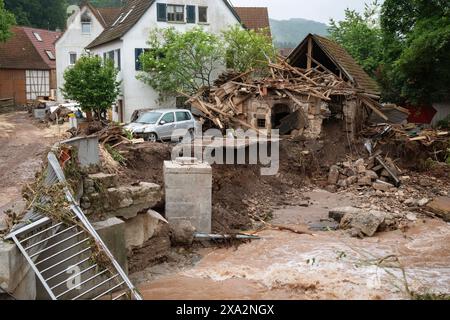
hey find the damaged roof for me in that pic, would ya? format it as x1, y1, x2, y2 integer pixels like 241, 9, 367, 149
87, 0, 242, 49
0, 26, 61, 70
234, 7, 271, 35
288, 34, 380, 95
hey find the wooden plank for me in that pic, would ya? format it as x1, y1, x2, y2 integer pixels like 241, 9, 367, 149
307, 37, 313, 70
359, 96, 389, 121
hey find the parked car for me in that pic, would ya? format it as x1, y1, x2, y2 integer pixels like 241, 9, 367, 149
124, 109, 196, 142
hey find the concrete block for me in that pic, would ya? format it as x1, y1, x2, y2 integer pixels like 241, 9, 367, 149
0, 241, 30, 294
123, 210, 167, 250
93, 217, 128, 274
164, 160, 212, 233
59, 136, 99, 167
11, 267, 36, 300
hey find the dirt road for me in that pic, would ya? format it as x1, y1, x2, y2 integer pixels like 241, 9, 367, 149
137, 190, 450, 300
0, 111, 68, 215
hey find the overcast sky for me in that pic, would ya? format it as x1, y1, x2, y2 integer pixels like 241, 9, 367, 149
230, 0, 378, 24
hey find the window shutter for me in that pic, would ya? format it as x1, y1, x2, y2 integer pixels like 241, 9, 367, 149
157, 3, 167, 22
135, 48, 143, 70
186, 5, 196, 23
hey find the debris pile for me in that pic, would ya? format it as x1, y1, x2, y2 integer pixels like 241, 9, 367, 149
327, 154, 402, 193
187, 59, 384, 131
362, 124, 449, 147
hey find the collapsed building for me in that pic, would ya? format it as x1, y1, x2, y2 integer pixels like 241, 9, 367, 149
188, 34, 387, 140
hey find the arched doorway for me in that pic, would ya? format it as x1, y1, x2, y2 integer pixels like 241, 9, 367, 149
271, 103, 291, 128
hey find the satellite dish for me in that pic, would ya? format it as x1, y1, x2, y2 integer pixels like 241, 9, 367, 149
67, 5, 80, 16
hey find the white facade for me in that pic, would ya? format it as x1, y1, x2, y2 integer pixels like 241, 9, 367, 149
90, 0, 241, 122
55, 5, 105, 102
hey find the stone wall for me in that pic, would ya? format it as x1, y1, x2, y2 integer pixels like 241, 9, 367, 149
242, 95, 367, 140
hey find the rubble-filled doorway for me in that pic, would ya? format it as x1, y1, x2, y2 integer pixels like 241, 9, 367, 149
271, 104, 291, 129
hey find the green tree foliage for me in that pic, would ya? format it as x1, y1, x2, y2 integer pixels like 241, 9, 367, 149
0, 0, 15, 42
381, 0, 450, 104
62, 56, 121, 120
328, 1, 383, 77
222, 25, 276, 73
139, 27, 225, 99
4, 0, 68, 30
139, 26, 276, 99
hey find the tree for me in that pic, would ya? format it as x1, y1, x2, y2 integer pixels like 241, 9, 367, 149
328, 1, 383, 77
4, 0, 67, 31
222, 25, 276, 73
380, 0, 450, 104
0, 0, 15, 42
139, 27, 225, 99
62, 56, 121, 120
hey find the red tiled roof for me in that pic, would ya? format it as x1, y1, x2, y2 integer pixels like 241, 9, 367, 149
0, 27, 61, 70
234, 7, 271, 35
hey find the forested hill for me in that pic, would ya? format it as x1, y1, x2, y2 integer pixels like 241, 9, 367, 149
270, 18, 329, 48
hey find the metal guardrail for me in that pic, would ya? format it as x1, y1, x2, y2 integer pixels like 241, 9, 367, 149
6, 152, 142, 300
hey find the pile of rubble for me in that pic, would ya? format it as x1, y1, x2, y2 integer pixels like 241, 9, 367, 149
187, 58, 384, 131
327, 153, 402, 193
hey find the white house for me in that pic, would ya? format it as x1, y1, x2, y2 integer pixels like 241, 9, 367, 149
55, 2, 121, 102
81, 0, 243, 122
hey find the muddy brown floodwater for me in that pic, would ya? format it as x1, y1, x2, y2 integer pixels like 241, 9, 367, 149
138, 190, 450, 300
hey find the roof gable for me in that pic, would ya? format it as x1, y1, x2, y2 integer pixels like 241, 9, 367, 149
0, 27, 61, 70
87, 0, 242, 49
288, 34, 380, 95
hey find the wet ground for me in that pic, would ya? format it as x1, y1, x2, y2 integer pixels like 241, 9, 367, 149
137, 190, 450, 300
0, 111, 68, 215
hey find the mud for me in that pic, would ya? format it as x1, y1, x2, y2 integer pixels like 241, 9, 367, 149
0, 111, 70, 215
137, 190, 450, 300
119, 139, 327, 233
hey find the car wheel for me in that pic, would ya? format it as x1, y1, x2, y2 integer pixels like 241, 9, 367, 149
145, 133, 158, 142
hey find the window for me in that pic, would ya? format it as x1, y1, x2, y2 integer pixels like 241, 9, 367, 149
137, 112, 163, 124
33, 32, 42, 42
108, 50, 115, 62
257, 118, 267, 128
81, 12, 92, 34
69, 53, 77, 65
81, 22, 91, 34
135, 48, 150, 71
167, 5, 185, 22
176, 111, 192, 122
45, 50, 55, 60
135, 48, 144, 70
116, 49, 121, 71
161, 112, 175, 123
198, 6, 208, 23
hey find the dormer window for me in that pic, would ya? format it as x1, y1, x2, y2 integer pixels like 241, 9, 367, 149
81, 12, 92, 34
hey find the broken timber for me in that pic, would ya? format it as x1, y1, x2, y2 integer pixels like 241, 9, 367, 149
186, 57, 387, 132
